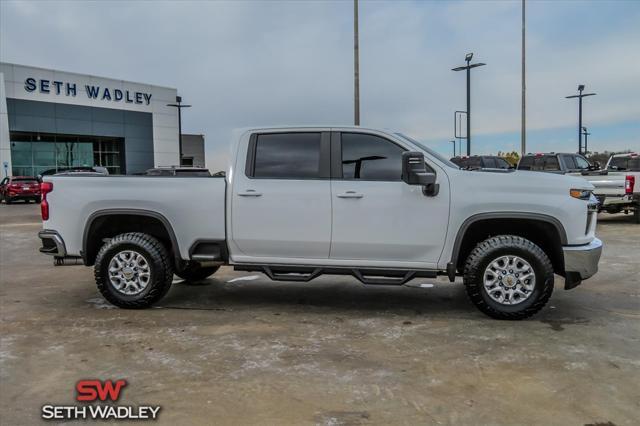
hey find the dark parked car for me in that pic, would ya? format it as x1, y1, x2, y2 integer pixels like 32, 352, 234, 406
450, 155, 512, 170
516, 152, 600, 175
142, 166, 211, 176
0, 176, 41, 204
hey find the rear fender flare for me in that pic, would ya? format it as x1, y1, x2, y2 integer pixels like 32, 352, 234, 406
82, 209, 182, 265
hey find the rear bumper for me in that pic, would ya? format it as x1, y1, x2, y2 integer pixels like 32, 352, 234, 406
562, 238, 603, 289
7, 193, 40, 199
38, 230, 67, 257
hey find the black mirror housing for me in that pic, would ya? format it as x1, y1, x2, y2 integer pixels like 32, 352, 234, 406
401, 151, 439, 196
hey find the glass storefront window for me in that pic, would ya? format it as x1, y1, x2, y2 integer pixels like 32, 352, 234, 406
10, 132, 124, 176
33, 143, 55, 166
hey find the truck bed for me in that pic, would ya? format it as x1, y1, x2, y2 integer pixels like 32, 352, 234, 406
582, 173, 626, 197
42, 175, 226, 259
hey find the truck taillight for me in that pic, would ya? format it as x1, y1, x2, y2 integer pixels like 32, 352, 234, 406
40, 182, 53, 220
625, 175, 635, 195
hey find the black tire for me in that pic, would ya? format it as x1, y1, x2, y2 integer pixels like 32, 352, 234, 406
463, 235, 554, 320
94, 232, 174, 308
175, 263, 220, 281
35, 196, 41, 204
633, 206, 640, 224
5, 197, 12, 204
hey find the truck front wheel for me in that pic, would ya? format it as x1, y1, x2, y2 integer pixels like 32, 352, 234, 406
94, 232, 174, 308
175, 263, 220, 281
463, 235, 554, 320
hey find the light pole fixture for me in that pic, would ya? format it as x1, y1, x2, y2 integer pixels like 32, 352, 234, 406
521, 0, 526, 156
167, 96, 192, 165
353, 0, 360, 126
582, 126, 591, 155
565, 85, 595, 155
452, 53, 486, 156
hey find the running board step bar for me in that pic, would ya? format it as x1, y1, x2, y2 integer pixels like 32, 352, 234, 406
233, 264, 437, 285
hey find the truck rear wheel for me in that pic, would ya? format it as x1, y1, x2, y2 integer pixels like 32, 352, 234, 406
463, 235, 554, 320
175, 263, 220, 281
94, 232, 174, 308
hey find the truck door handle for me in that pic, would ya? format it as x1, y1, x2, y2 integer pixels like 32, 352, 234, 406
337, 191, 363, 199
238, 189, 262, 197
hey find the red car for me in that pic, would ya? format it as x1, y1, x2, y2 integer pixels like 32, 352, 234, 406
0, 176, 41, 204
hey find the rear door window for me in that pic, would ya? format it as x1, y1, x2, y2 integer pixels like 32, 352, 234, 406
252, 132, 322, 179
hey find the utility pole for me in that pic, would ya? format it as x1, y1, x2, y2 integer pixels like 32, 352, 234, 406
354, 0, 360, 126
167, 96, 192, 165
521, 0, 526, 155
565, 85, 596, 155
452, 53, 486, 156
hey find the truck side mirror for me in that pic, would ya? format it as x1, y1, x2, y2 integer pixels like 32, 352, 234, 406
401, 151, 439, 196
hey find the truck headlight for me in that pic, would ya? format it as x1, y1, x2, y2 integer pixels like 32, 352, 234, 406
570, 189, 592, 200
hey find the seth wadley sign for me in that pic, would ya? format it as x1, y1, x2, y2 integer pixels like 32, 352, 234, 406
24, 77, 152, 105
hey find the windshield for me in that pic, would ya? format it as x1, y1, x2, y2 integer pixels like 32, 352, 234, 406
394, 133, 459, 169
609, 156, 640, 171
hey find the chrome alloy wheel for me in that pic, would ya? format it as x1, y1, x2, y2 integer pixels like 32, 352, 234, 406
108, 250, 151, 295
483, 255, 535, 305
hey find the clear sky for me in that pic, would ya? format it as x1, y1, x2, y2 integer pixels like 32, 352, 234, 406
1, 0, 638, 171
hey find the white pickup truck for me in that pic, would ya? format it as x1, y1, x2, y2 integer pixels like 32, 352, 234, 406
38, 126, 603, 320
586, 153, 640, 223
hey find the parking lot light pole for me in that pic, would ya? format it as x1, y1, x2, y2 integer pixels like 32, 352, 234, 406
353, 0, 360, 126
452, 53, 486, 156
167, 96, 191, 165
565, 85, 595, 155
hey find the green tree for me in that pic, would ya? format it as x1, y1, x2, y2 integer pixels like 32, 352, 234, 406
497, 151, 520, 166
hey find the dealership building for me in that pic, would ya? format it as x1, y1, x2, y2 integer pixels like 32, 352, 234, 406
0, 62, 202, 177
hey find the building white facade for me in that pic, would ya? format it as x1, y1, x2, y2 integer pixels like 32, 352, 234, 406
0, 62, 180, 176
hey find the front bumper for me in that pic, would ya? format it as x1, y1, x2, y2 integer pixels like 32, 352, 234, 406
38, 230, 67, 257
562, 238, 603, 289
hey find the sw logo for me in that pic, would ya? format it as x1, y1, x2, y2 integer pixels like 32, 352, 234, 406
76, 379, 127, 402
41, 379, 161, 421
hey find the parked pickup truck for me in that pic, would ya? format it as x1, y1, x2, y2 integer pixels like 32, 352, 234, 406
516, 152, 597, 175
38, 127, 603, 320
518, 152, 639, 223
587, 153, 640, 223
